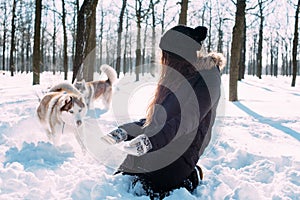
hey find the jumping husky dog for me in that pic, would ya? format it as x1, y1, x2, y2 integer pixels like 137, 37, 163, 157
50, 64, 117, 110
74, 64, 117, 109
37, 90, 87, 153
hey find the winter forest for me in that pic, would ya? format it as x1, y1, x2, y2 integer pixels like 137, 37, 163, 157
1, 0, 300, 96
1, 0, 300, 199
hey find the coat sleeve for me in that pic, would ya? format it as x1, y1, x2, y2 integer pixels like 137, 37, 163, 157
118, 119, 146, 141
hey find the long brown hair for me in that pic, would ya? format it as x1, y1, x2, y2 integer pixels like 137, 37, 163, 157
144, 51, 197, 126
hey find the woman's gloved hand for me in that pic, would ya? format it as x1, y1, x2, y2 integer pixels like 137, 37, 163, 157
122, 134, 152, 156
101, 128, 128, 144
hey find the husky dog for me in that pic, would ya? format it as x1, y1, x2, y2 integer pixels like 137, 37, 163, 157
74, 64, 117, 109
37, 91, 87, 153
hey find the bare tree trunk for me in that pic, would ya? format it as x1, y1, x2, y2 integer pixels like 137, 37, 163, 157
135, 20, 141, 81
161, 0, 167, 34
288, 38, 292, 76
2, 30, 7, 70
292, 0, 300, 87
225, 40, 230, 74
20, 0, 25, 73
26, 17, 31, 73
274, 45, 278, 77
116, 0, 127, 78
129, 25, 133, 74
238, 17, 246, 80
40, 25, 45, 72
256, 0, 264, 79
150, 0, 156, 63
178, 0, 188, 25
150, 0, 158, 77
106, 26, 110, 65
207, 0, 212, 52
99, 5, 104, 68
62, 0, 68, 80
265, 39, 270, 76
253, 34, 257, 76
217, 18, 223, 53
142, 16, 149, 69
135, 0, 142, 81
20, 34, 25, 73
9, 0, 17, 76
201, 4, 206, 26
52, 0, 57, 75
72, 0, 99, 83
2, 1, 8, 71
71, 0, 79, 67
229, 0, 246, 101
33, 0, 42, 85
282, 42, 288, 76
286, 42, 290, 76
123, 11, 129, 75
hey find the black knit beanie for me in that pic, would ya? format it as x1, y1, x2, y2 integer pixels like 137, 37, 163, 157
159, 25, 208, 62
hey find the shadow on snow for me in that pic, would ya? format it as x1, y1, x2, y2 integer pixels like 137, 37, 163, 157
234, 102, 300, 142
4, 141, 74, 171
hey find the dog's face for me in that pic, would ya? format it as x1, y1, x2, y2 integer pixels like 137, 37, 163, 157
60, 95, 87, 127
74, 80, 88, 95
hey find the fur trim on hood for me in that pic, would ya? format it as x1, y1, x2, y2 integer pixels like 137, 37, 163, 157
195, 52, 226, 71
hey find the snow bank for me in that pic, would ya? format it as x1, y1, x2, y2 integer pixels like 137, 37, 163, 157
0, 72, 300, 199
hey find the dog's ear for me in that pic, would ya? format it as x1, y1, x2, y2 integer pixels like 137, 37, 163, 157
61, 96, 73, 112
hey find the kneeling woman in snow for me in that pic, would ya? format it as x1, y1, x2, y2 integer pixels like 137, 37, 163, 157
103, 25, 225, 199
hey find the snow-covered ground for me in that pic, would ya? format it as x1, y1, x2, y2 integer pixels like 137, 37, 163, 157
0, 71, 300, 200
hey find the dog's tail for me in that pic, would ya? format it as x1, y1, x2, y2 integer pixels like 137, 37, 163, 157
100, 64, 118, 85
49, 82, 82, 96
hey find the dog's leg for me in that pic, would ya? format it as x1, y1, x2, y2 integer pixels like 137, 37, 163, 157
89, 101, 95, 110
51, 125, 62, 146
102, 95, 111, 110
53, 133, 61, 146
46, 130, 60, 146
46, 130, 53, 142
73, 125, 87, 154
86, 97, 94, 110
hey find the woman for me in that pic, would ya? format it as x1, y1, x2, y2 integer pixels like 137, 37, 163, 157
102, 25, 225, 199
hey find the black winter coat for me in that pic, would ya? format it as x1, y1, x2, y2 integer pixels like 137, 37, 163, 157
118, 53, 224, 192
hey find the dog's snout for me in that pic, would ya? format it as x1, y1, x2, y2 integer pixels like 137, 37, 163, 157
76, 120, 82, 126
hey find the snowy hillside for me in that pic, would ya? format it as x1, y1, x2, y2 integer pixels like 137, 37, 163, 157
0, 72, 299, 199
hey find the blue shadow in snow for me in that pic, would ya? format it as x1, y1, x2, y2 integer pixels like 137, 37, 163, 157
4, 141, 74, 171
87, 108, 108, 118
291, 92, 300, 97
242, 81, 300, 97
234, 102, 300, 142
241, 81, 274, 92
